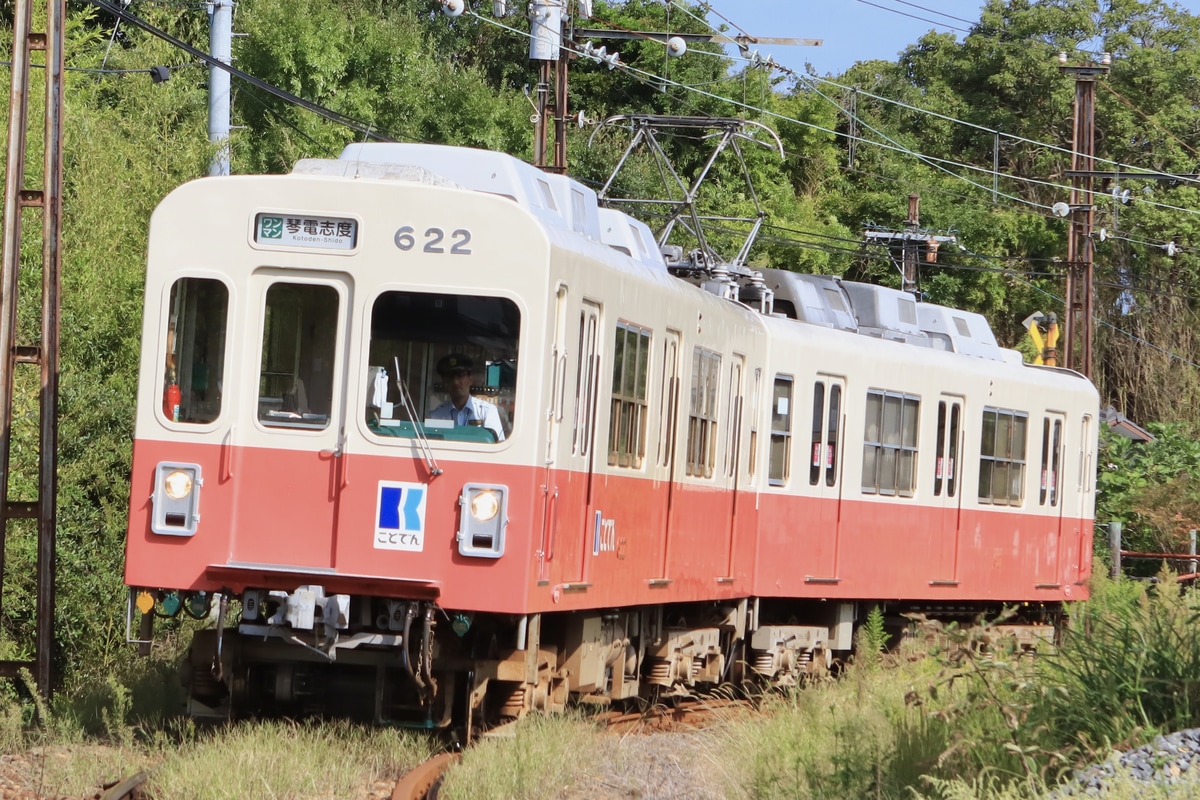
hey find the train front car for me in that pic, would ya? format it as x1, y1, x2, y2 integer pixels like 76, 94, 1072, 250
125, 145, 559, 724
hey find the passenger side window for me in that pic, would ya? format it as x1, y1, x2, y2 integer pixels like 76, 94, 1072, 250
609, 322, 651, 468
769, 376, 792, 486
861, 389, 920, 497
686, 348, 721, 478
979, 408, 1028, 506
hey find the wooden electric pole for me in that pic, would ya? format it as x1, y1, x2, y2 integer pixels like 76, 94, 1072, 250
1058, 54, 1109, 379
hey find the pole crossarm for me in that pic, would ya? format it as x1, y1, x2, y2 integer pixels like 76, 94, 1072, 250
572, 28, 820, 47
1065, 170, 1200, 181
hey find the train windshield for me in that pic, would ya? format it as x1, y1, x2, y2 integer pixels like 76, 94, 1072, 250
366, 291, 518, 444
257, 283, 340, 429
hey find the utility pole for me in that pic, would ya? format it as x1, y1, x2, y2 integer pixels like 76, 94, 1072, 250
903, 194, 921, 295
529, 0, 569, 172
207, 0, 233, 176
520, 0, 819, 172
1058, 53, 1109, 379
0, 0, 65, 697
863, 194, 956, 298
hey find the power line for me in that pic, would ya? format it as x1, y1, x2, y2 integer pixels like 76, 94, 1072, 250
86, 0, 396, 142
851, 0, 972, 34
689, 13, 1200, 200
869, 0, 979, 28
469, 5, 1199, 248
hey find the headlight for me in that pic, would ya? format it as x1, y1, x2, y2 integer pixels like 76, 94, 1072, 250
163, 470, 194, 500
458, 483, 507, 558
470, 490, 500, 522
151, 462, 202, 536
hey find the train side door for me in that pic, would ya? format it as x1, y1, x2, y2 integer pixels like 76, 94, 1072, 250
930, 394, 965, 584
1035, 411, 1067, 587
654, 330, 682, 581
1073, 413, 1095, 584
538, 284, 570, 584
720, 355, 746, 580
558, 300, 601, 586
806, 375, 845, 580
230, 271, 351, 570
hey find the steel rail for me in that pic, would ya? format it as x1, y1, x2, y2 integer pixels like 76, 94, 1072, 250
392, 752, 461, 800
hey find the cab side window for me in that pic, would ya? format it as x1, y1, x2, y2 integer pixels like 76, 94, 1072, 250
163, 277, 228, 424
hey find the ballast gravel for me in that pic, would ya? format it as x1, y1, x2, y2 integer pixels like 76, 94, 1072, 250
1054, 728, 1200, 796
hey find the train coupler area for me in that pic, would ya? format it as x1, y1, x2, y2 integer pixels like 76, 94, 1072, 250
170, 590, 453, 725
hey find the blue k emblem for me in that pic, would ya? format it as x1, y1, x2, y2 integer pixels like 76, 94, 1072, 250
375, 481, 427, 551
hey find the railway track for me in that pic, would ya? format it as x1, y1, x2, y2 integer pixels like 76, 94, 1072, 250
99, 771, 147, 800
391, 696, 753, 799
597, 696, 751, 733
391, 752, 460, 800
92, 696, 749, 800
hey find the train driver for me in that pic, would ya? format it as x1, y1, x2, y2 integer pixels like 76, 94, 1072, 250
429, 354, 506, 442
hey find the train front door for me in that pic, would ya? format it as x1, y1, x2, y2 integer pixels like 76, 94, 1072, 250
930, 394, 965, 584
229, 271, 351, 570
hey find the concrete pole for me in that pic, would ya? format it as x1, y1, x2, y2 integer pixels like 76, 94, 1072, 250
208, 0, 233, 176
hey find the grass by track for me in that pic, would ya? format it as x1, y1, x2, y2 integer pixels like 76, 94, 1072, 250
5, 572, 1200, 799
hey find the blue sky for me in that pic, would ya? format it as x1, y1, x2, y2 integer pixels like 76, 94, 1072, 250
705, 0, 1200, 77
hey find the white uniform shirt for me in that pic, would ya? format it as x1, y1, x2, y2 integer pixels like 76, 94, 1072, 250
429, 395, 506, 441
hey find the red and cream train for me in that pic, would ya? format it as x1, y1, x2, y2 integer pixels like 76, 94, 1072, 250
124, 142, 1099, 726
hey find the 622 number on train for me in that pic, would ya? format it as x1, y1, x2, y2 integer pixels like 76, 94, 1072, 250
394, 226, 472, 255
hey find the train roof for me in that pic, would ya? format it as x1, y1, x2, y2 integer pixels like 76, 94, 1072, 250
762, 268, 1020, 364
298, 143, 1032, 369
310, 143, 667, 275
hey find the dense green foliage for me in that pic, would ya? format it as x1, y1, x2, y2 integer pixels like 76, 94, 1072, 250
0, 0, 1197, 692
1097, 424, 1200, 559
